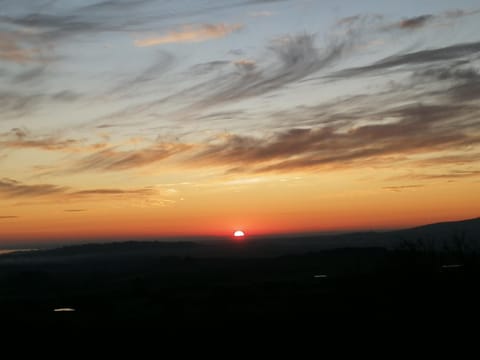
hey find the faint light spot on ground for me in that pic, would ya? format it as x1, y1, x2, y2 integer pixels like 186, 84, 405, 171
53, 308, 76, 312
441, 264, 463, 269
314, 274, 328, 278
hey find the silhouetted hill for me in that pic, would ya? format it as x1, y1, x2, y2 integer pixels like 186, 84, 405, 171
1, 217, 479, 264
0, 240, 210, 265
386, 217, 480, 250
46, 240, 202, 255
397, 217, 480, 237
240, 217, 480, 253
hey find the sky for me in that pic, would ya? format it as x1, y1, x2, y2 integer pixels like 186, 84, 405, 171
1, 0, 480, 244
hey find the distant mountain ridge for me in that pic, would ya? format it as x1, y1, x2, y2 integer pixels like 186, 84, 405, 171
1, 217, 479, 261
391, 217, 480, 246
406, 217, 480, 232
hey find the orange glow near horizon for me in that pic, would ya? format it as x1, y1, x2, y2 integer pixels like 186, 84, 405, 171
1, 171, 479, 244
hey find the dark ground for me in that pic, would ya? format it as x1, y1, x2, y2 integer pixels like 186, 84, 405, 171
1, 218, 479, 334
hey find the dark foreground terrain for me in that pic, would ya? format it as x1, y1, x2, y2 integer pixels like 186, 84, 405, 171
1, 218, 479, 333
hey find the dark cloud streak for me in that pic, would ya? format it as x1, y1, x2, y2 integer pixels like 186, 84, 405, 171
72, 188, 153, 196
331, 42, 480, 78
0, 177, 157, 200
0, 128, 89, 152
0, 91, 41, 119
12, 66, 47, 83
109, 51, 175, 96
0, 178, 67, 198
0, 90, 82, 119
396, 15, 434, 29
406, 170, 480, 180
190, 103, 480, 173
197, 34, 345, 105
383, 185, 424, 192
412, 65, 480, 103
74, 142, 192, 172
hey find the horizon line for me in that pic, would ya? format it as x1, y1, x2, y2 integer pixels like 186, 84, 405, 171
1, 215, 478, 250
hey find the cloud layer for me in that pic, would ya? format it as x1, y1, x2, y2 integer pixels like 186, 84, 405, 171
190, 103, 479, 173
1, 1, 479, 209
0, 177, 155, 200
0, 178, 67, 198
0, 32, 40, 63
134, 23, 243, 47
74, 142, 192, 172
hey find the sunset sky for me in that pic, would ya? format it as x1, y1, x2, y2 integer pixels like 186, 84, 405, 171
1, 0, 480, 244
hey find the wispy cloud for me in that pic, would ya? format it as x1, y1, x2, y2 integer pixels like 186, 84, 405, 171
189, 102, 480, 173
1, 13, 122, 39
444, 9, 480, 18
0, 91, 42, 119
51, 90, 81, 102
1, 128, 78, 151
0, 0, 165, 72
189, 60, 230, 76
0, 90, 81, 119
73, 142, 192, 172
109, 51, 175, 95
93, 23, 367, 126
413, 65, 480, 103
71, 188, 153, 196
233, 59, 256, 71
86, 22, 480, 175
12, 66, 47, 83
0, 215, 19, 219
330, 41, 480, 78
2, 2, 480, 184
382, 9, 479, 32
413, 66, 480, 82
184, 33, 347, 108
134, 23, 243, 47
0, 128, 105, 152
414, 153, 480, 166
0, 178, 157, 201
78, 0, 155, 13
79, 0, 286, 24
0, 178, 67, 198
0, 32, 41, 63
383, 185, 424, 192
394, 15, 434, 30
250, 11, 273, 17
401, 170, 480, 180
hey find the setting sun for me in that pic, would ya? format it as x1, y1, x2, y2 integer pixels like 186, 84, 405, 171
234, 230, 245, 238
